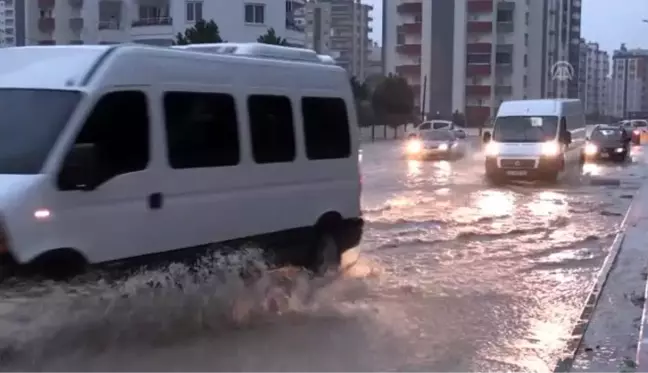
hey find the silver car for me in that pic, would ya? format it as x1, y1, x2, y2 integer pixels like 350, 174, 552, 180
405, 129, 467, 160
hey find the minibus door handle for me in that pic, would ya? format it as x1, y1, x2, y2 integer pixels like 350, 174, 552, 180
148, 193, 163, 209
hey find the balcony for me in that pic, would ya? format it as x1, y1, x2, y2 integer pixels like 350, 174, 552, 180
38, 17, 55, 33
497, 1, 515, 11
496, 22, 514, 33
132, 17, 172, 28
69, 40, 84, 44
466, 64, 491, 76
99, 19, 121, 30
466, 43, 491, 54
38, 0, 54, 8
467, 21, 492, 33
286, 18, 305, 32
467, 0, 493, 13
396, 44, 421, 55
396, 2, 422, 14
495, 86, 512, 95
399, 22, 422, 34
37, 40, 55, 45
69, 17, 84, 31
466, 85, 491, 96
69, 0, 83, 8
465, 106, 491, 127
395, 64, 421, 75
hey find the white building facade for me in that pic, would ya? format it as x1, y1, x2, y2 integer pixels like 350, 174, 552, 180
609, 45, 648, 119
382, 0, 581, 125
11, 0, 305, 47
577, 40, 609, 116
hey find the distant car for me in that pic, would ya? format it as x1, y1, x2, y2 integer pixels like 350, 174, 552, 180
617, 119, 648, 144
581, 124, 631, 163
405, 129, 467, 160
409, 120, 467, 139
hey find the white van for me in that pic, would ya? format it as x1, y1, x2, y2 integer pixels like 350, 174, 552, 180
482, 99, 586, 183
0, 43, 363, 276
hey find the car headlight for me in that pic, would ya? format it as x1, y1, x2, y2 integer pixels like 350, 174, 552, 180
541, 141, 560, 156
584, 143, 598, 155
406, 139, 422, 154
438, 143, 449, 151
484, 142, 499, 156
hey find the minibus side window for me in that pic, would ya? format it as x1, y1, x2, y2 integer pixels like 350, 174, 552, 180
247, 95, 296, 164
60, 91, 149, 188
163, 92, 239, 168
301, 97, 351, 160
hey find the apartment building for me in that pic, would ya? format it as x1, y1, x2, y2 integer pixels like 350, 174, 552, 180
383, 0, 581, 126
609, 45, 648, 119
302, 0, 332, 54
9, 0, 305, 47
577, 40, 609, 116
314, 0, 372, 79
0, 0, 18, 47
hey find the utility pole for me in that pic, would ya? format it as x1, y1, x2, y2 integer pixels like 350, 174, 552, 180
421, 75, 427, 122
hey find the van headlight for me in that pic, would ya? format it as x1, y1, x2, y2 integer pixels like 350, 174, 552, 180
485, 142, 499, 156
541, 141, 560, 156
438, 143, 449, 151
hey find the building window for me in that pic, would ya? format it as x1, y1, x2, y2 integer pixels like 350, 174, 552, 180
244, 4, 265, 24
524, 33, 528, 46
186, 1, 203, 22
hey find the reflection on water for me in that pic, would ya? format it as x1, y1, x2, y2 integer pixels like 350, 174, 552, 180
475, 190, 516, 217
582, 163, 601, 176
407, 160, 422, 178
528, 191, 568, 217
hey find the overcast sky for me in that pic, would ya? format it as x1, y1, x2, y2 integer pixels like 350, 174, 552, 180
365, 0, 648, 53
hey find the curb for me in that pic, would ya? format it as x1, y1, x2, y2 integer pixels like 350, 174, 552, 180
636, 232, 648, 368
553, 189, 638, 372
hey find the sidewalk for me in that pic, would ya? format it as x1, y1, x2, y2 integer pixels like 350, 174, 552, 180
556, 177, 648, 372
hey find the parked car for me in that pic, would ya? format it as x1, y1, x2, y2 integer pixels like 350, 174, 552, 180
617, 119, 648, 144
408, 120, 467, 139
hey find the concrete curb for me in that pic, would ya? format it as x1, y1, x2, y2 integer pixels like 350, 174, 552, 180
553, 189, 639, 372
636, 231, 648, 369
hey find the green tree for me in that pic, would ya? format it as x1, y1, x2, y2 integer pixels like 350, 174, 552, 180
257, 28, 288, 45
371, 73, 415, 127
175, 20, 223, 45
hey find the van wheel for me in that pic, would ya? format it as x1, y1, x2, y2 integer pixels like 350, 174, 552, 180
542, 171, 559, 184
29, 249, 87, 280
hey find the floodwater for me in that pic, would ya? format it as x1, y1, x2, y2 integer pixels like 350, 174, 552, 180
1, 141, 646, 372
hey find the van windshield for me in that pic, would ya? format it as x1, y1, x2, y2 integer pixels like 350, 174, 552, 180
0, 89, 80, 174
493, 116, 559, 142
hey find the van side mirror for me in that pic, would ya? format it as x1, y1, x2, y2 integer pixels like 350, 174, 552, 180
58, 144, 99, 191
482, 132, 491, 143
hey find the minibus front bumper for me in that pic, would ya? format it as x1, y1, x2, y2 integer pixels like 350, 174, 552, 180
485, 156, 562, 179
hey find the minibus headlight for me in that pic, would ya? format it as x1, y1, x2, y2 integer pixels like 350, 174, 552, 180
541, 141, 560, 156
438, 143, 449, 151
484, 142, 499, 156
406, 139, 423, 154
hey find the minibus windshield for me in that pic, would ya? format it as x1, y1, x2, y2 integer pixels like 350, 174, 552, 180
0, 89, 80, 174
492, 116, 558, 142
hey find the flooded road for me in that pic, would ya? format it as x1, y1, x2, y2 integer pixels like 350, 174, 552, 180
2, 140, 647, 372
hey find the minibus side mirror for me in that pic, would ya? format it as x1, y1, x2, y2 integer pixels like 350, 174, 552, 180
482, 131, 491, 143
58, 144, 99, 191
562, 131, 572, 145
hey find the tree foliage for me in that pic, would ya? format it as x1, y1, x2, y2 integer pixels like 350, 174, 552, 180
175, 20, 223, 45
257, 28, 288, 45
371, 74, 415, 126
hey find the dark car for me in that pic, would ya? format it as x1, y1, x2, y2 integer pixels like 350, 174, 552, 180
581, 125, 631, 163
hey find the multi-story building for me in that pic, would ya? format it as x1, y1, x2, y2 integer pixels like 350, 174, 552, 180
0, 0, 17, 47
10, 0, 305, 47
609, 45, 648, 118
382, 0, 581, 126
577, 40, 609, 116
316, 0, 372, 79
366, 41, 382, 76
303, 0, 332, 54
